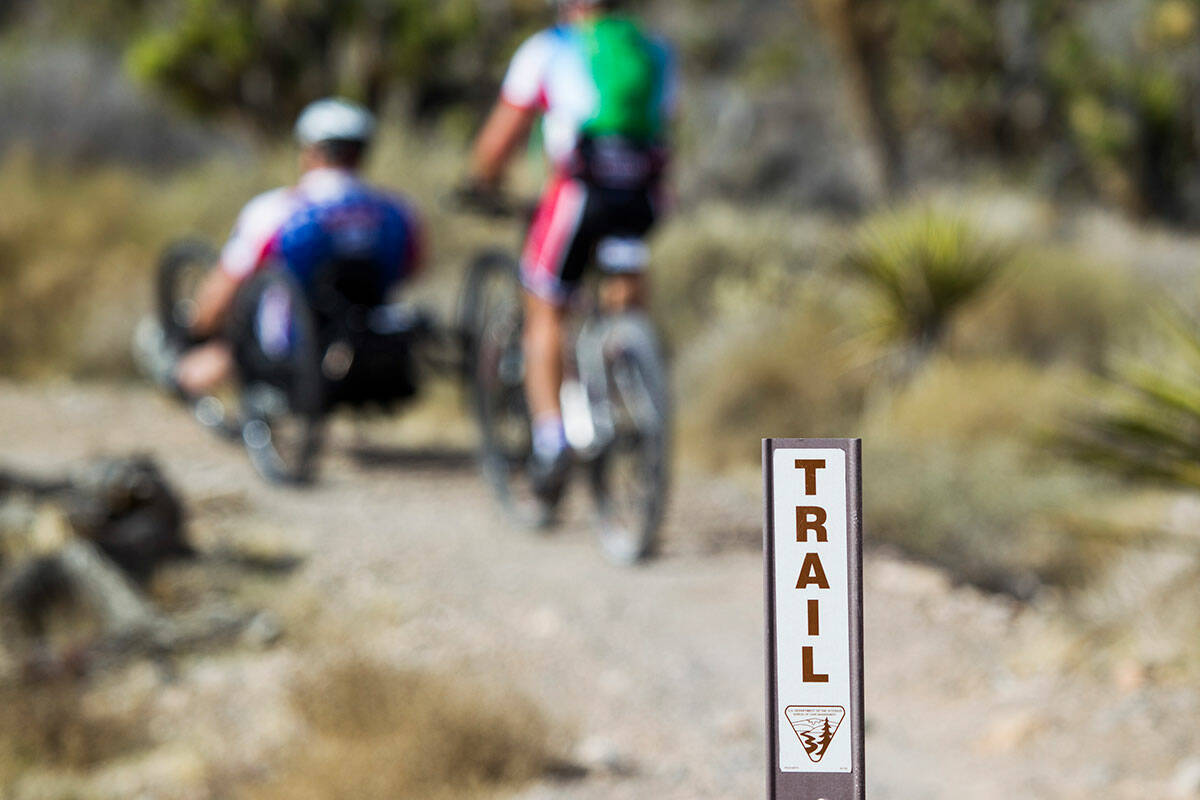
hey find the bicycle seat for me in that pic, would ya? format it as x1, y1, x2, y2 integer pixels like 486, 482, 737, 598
597, 236, 650, 274
308, 258, 389, 322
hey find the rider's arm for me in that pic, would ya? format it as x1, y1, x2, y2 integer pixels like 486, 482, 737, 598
468, 32, 550, 188
190, 269, 242, 338
190, 188, 292, 338
469, 101, 537, 189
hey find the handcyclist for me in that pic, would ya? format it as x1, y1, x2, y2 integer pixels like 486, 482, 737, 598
463, 0, 675, 504
145, 97, 424, 401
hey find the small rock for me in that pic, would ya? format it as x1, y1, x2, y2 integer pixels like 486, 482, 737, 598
30, 505, 73, 554
574, 735, 637, 777
1113, 659, 1149, 693
1171, 757, 1200, 798
975, 710, 1045, 754
241, 611, 284, 649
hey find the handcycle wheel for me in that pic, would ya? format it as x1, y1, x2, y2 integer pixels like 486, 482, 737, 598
228, 270, 325, 485
459, 251, 546, 526
586, 312, 671, 564
156, 239, 219, 347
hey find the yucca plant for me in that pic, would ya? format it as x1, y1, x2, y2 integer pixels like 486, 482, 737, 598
1060, 309, 1200, 490
844, 206, 1013, 355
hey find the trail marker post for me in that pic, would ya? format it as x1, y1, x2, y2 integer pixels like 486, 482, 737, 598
764, 439, 865, 800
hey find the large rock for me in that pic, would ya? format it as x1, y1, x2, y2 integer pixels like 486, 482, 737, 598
1, 455, 191, 582
0, 456, 195, 668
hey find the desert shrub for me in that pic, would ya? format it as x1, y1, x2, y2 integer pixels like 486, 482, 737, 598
863, 357, 1108, 595
844, 205, 1014, 355
0, 129, 491, 377
867, 439, 1106, 597
246, 657, 557, 800
867, 356, 1088, 443
0, 151, 273, 377
674, 282, 876, 471
1059, 308, 1200, 490
0, 679, 151, 785
948, 248, 1149, 369
649, 203, 832, 346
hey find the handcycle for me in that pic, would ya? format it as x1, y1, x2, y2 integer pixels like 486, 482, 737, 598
456, 197, 671, 564
149, 239, 456, 485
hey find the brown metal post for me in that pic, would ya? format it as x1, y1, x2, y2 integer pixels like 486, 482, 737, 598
764, 438, 865, 800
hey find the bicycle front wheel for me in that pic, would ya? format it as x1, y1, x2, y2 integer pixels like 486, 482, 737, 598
228, 270, 325, 485
157, 239, 218, 347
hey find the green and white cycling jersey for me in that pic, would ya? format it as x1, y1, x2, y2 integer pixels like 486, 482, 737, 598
501, 17, 676, 167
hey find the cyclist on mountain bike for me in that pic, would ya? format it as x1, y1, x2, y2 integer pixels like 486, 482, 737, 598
150, 98, 424, 400
464, 0, 675, 502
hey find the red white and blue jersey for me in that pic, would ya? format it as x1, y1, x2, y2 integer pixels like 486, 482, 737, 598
219, 168, 423, 290
501, 25, 676, 167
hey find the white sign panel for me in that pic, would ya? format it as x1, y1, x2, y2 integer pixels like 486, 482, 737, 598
771, 448, 852, 774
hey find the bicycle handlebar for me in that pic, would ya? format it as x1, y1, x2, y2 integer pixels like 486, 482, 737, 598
446, 185, 536, 221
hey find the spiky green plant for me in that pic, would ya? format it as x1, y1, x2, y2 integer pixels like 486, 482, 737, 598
844, 206, 1012, 354
1060, 309, 1200, 489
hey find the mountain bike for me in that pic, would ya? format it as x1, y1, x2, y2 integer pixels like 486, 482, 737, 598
149, 238, 451, 484
457, 204, 671, 565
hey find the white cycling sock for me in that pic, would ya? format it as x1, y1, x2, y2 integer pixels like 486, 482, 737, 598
533, 414, 567, 461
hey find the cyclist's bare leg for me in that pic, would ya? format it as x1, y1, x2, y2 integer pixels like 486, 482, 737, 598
523, 291, 566, 424
600, 273, 646, 313
177, 343, 234, 397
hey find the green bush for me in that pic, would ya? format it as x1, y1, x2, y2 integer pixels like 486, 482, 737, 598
1060, 308, 1200, 490
844, 205, 1013, 354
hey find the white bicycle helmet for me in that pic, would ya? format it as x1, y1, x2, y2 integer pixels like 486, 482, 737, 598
294, 98, 376, 146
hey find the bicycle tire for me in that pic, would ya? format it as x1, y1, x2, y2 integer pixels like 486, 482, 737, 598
156, 239, 219, 347
586, 312, 671, 564
228, 270, 325, 485
459, 251, 545, 525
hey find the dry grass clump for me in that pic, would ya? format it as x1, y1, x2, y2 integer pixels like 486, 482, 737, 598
0, 129, 505, 378
674, 282, 875, 471
868, 440, 1106, 597
863, 358, 1110, 596
0, 149, 277, 377
243, 657, 558, 800
649, 203, 832, 345
0, 678, 152, 786
867, 356, 1089, 443
949, 248, 1149, 369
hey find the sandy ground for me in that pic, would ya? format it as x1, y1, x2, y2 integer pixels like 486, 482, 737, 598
1, 381, 1196, 799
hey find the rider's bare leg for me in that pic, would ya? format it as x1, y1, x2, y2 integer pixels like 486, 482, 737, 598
523, 291, 567, 458
176, 342, 234, 397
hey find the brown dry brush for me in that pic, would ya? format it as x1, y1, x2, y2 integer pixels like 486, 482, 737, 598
243, 657, 563, 800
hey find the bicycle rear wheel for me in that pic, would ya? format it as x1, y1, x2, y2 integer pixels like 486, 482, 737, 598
228, 271, 325, 485
460, 251, 546, 525
586, 312, 670, 564
156, 239, 219, 347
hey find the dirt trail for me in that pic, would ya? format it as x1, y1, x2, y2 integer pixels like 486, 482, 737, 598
0, 381, 1195, 799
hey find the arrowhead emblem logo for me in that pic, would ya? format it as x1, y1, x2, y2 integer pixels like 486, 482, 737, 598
785, 706, 845, 763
